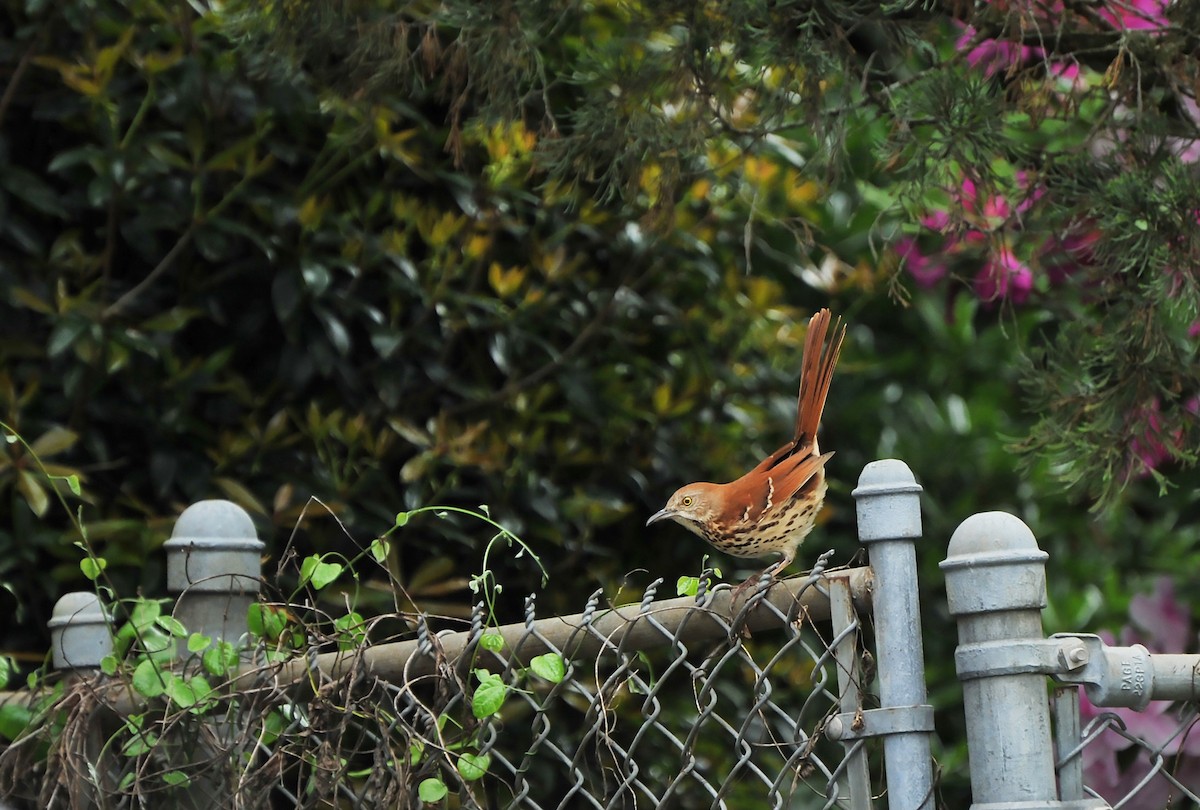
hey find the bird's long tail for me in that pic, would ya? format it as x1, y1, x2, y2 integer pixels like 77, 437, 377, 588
794, 309, 846, 448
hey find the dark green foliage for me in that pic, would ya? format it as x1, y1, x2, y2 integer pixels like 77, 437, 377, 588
2, 0, 1200, 805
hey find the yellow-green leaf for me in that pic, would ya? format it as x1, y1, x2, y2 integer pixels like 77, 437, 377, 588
488, 262, 526, 298
16, 470, 49, 517
213, 477, 267, 515
29, 425, 78, 457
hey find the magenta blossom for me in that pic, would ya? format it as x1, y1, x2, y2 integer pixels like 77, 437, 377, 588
1129, 397, 1199, 477
974, 246, 1033, 303
1040, 228, 1100, 286
957, 24, 1042, 78
1097, 0, 1170, 30
895, 236, 949, 288
1130, 399, 1171, 475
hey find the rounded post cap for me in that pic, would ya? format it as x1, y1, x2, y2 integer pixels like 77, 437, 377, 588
49, 592, 111, 670
164, 499, 261, 551
164, 500, 263, 593
48, 592, 107, 629
851, 459, 923, 498
941, 512, 1049, 615
853, 459, 923, 542
946, 511, 1042, 558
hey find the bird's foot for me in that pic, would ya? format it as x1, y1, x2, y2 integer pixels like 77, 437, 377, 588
730, 569, 776, 605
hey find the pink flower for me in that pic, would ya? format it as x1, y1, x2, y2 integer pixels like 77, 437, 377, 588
1130, 399, 1172, 474
1049, 61, 1087, 93
896, 237, 949, 288
1012, 171, 1046, 214
1040, 229, 1100, 285
957, 25, 1043, 78
1130, 396, 1200, 477
958, 177, 1021, 230
1128, 578, 1192, 655
1097, 0, 1169, 30
974, 246, 1033, 303
921, 210, 950, 231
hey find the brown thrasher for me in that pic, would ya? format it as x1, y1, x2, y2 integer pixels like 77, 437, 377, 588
646, 308, 845, 596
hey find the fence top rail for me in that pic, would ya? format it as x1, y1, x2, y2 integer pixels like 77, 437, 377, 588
0, 564, 873, 714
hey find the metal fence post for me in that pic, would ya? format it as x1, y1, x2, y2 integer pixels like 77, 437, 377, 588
49, 592, 112, 672
940, 512, 1063, 808
48, 592, 115, 807
843, 459, 934, 810
160, 500, 263, 809
164, 499, 263, 650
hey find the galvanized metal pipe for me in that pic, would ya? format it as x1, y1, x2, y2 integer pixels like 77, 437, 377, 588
941, 511, 1058, 807
1, 564, 873, 714
852, 459, 934, 810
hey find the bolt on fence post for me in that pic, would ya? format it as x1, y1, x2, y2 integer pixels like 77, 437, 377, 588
852, 459, 934, 810
940, 512, 1059, 808
164, 500, 263, 652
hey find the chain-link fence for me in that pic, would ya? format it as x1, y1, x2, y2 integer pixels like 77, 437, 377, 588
405, 563, 871, 809
2, 460, 1198, 809
1056, 687, 1200, 808
0, 560, 886, 809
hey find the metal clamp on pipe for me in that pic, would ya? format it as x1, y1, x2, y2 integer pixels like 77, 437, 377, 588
824, 705, 935, 742
954, 636, 1097, 681
1050, 633, 1155, 710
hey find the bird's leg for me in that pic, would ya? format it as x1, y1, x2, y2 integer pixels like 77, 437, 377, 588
730, 569, 770, 603
730, 550, 795, 603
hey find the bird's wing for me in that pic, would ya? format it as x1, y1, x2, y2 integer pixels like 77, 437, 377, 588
772, 450, 834, 506
722, 446, 833, 526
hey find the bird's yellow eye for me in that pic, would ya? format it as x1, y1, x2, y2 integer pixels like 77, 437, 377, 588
681, 496, 694, 507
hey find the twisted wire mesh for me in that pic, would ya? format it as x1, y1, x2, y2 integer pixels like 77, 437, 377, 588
0, 565, 877, 809
1056, 691, 1200, 809
436, 567, 872, 809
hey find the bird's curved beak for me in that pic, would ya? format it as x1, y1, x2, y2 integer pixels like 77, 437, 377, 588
646, 508, 674, 527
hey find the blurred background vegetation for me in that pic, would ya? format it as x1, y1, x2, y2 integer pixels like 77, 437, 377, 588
1, 0, 1198, 803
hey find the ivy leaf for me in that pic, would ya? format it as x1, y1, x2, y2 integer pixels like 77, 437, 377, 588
162, 771, 190, 787
155, 616, 188, 638
529, 653, 565, 684
202, 641, 239, 676
333, 612, 367, 651
0, 703, 33, 742
472, 669, 507, 718
417, 777, 448, 803
300, 556, 343, 590
132, 659, 168, 698
479, 633, 504, 653
370, 537, 389, 563
248, 603, 289, 641
80, 556, 107, 581
456, 751, 491, 781
60, 474, 82, 496
129, 599, 163, 629
164, 675, 197, 708
187, 633, 212, 653
676, 576, 699, 597
186, 675, 213, 712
